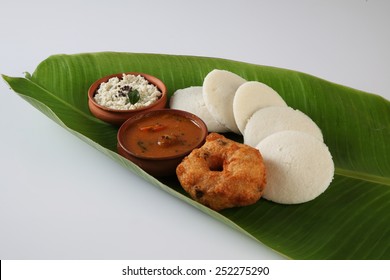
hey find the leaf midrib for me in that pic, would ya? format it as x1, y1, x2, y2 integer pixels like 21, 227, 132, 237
335, 167, 390, 186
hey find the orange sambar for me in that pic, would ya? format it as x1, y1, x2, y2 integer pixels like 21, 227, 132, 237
120, 110, 205, 159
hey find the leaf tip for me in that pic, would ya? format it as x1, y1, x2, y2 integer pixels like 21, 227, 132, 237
1, 73, 10, 83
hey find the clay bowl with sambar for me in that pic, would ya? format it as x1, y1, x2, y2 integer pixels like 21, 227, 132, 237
88, 72, 167, 126
117, 109, 208, 177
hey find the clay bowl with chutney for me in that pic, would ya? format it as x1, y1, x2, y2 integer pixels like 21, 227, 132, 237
88, 72, 167, 126
117, 109, 208, 177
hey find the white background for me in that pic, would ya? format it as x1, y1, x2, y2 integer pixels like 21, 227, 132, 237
1, 0, 389, 259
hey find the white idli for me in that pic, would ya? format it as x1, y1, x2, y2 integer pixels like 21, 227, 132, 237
244, 106, 323, 147
203, 69, 246, 134
169, 86, 230, 133
256, 130, 334, 204
233, 81, 287, 134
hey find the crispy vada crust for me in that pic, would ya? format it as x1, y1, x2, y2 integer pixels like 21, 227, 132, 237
176, 133, 266, 211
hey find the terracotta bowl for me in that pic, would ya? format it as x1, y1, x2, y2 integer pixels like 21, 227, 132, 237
88, 72, 167, 126
117, 109, 208, 177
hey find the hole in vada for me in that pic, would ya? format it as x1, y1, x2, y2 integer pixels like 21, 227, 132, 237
209, 163, 223, 172
208, 156, 224, 172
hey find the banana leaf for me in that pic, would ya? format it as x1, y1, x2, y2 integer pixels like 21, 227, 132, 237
2, 52, 390, 259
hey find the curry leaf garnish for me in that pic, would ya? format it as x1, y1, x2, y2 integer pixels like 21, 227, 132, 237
128, 89, 140, 104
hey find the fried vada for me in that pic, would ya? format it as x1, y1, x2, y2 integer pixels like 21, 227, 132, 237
176, 133, 266, 211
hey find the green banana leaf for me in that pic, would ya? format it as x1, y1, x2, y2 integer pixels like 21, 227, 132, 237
2, 52, 390, 259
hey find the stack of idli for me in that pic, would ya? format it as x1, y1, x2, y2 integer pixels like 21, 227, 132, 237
169, 69, 334, 204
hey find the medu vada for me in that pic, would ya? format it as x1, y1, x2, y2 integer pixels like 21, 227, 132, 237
176, 133, 266, 211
